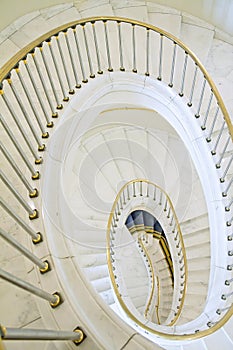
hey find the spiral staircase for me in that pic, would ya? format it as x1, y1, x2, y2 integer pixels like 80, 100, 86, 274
0, 1, 232, 349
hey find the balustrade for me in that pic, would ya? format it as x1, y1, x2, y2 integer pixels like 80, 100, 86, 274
0, 16, 232, 345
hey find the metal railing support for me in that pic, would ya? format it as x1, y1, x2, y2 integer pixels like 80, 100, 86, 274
145, 28, 150, 76
103, 20, 113, 72
157, 34, 163, 80
46, 38, 68, 101
92, 21, 103, 74
22, 57, 54, 125
82, 24, 95, 78
118, 21, 125, 71
0, 228, 49, 273
179, 52, 188, 97
64, 28, 81, 87
206, 106, 219, 142
15, 66, 49, 136
132, 24, 137, 73
0, 170, 38, 220
73, 27, 88, 83
0, 198, 42, 243
1, 93, 42, 163
0, 269, 62, 308
0, 114, 39, 179
30, 50, 58, 117
0, 325, 85, 345
0, 142, 38, 198
57, 32, 75, 93
169, 43, 177, 87
7, 79, 45, 150
38, 45, 62, 109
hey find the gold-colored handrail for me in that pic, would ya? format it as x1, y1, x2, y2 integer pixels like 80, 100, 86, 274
107, 179, 188, 331
128, 225, 174, 322
151, 230, 174, 284
1, 16, 232, 339
159, 236, 174, 284
155, 276, 161, 325
0, 16, 232, 141
137, 237, 155, 319
107, 179, 232, 339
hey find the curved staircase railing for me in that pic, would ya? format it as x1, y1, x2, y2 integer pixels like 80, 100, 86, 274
137, 237, 156, 320
0, 16, 232, 345
106, 179, 187, 326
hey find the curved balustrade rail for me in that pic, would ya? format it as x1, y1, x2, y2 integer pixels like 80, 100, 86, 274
107, 179, 187, 327
0, 16, 232, 343
137, 237, 156, 320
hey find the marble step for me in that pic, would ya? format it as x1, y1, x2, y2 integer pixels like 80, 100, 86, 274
147, 2, 181, 38
180, 213, 209, 236
154, 258, 170, 271
187, 256, 210, 271
179, 303, 205, 319
111, 1, 148, 22
157, 266, 171, 279
78, 252, 107, 268
71, 244, 107, 256
124, 275, 149, 289
131, 294, 148, 309
180, 13, 214, 64
126, 285, 150, 299
182, 227, 210, 247
91, 276, 112, 293
162, 294, 174, 303
65, 230, 108, 257
185, 283, 208, 296
162, 290, 173, 297
78, 1, 114, 17
99, 289, 115, 306
160, 274, 173, 284
83, 264, 109, 281
185, 241, 210, 259
186, 269, 210, 283
182, 291, 206, 307
111, 4, 148, 73
66, 123, 201, 215
147, 3, 182, 84
159, 309, 175, 321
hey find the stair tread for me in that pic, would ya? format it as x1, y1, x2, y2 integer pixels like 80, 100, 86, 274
79, 3, 114, 17
180, 13, 214, 64
113, 3, 148, 23
91, 276, 112, 292
99, 289, 115, 305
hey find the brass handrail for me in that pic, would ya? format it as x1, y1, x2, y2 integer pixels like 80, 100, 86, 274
155, 276, 161, 325
107, 179, 232, 338
107, 179, 188, 329
0, 16, 232, 140
0, 16, 232, 340
137, 237, 156, 319
152, 230, 174, 284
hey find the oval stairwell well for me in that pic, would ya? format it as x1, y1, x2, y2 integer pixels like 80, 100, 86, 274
0, 1, 232, 350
